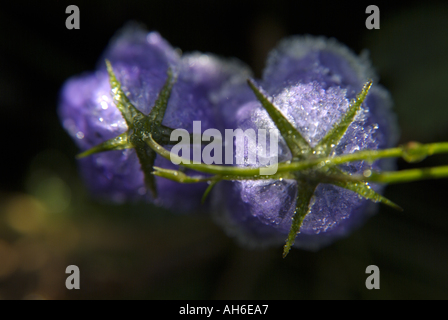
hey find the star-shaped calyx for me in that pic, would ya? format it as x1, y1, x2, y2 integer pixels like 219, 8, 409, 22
246, 79, 402, 257
77, 60, 177, 198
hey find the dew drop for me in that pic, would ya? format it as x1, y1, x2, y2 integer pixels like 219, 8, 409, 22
402, 142, 427, 163
101, 101, 108, 110
363, 169, 372, 177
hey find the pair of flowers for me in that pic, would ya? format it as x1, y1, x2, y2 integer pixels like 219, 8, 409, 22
59, 23, 398, 256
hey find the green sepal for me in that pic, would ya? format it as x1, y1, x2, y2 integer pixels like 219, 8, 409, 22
201, 180, 219, 204
332, 179, 403, 211
133, 139, 158, 198
247, 79, 311, 158
106, 59, 143, 128
76, 132, 133, 158
283, 181, 318, 258
147, 68, 176, 127
315, 80, 372, 155
327, 167, 403, 211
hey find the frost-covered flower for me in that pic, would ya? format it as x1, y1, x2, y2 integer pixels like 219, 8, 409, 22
58, 24, 251, 212
212, 36, 398, 251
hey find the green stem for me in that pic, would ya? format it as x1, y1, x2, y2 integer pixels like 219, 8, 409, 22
146, 133, 263, 176
147, 134, 448, 180
348, 165, 448, 184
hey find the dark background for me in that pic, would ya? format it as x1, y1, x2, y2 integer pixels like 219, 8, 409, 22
0, 0, 447, 299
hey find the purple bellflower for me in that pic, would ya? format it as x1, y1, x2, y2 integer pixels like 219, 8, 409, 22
211, 36, 399, 252
59, 24, 252, 212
